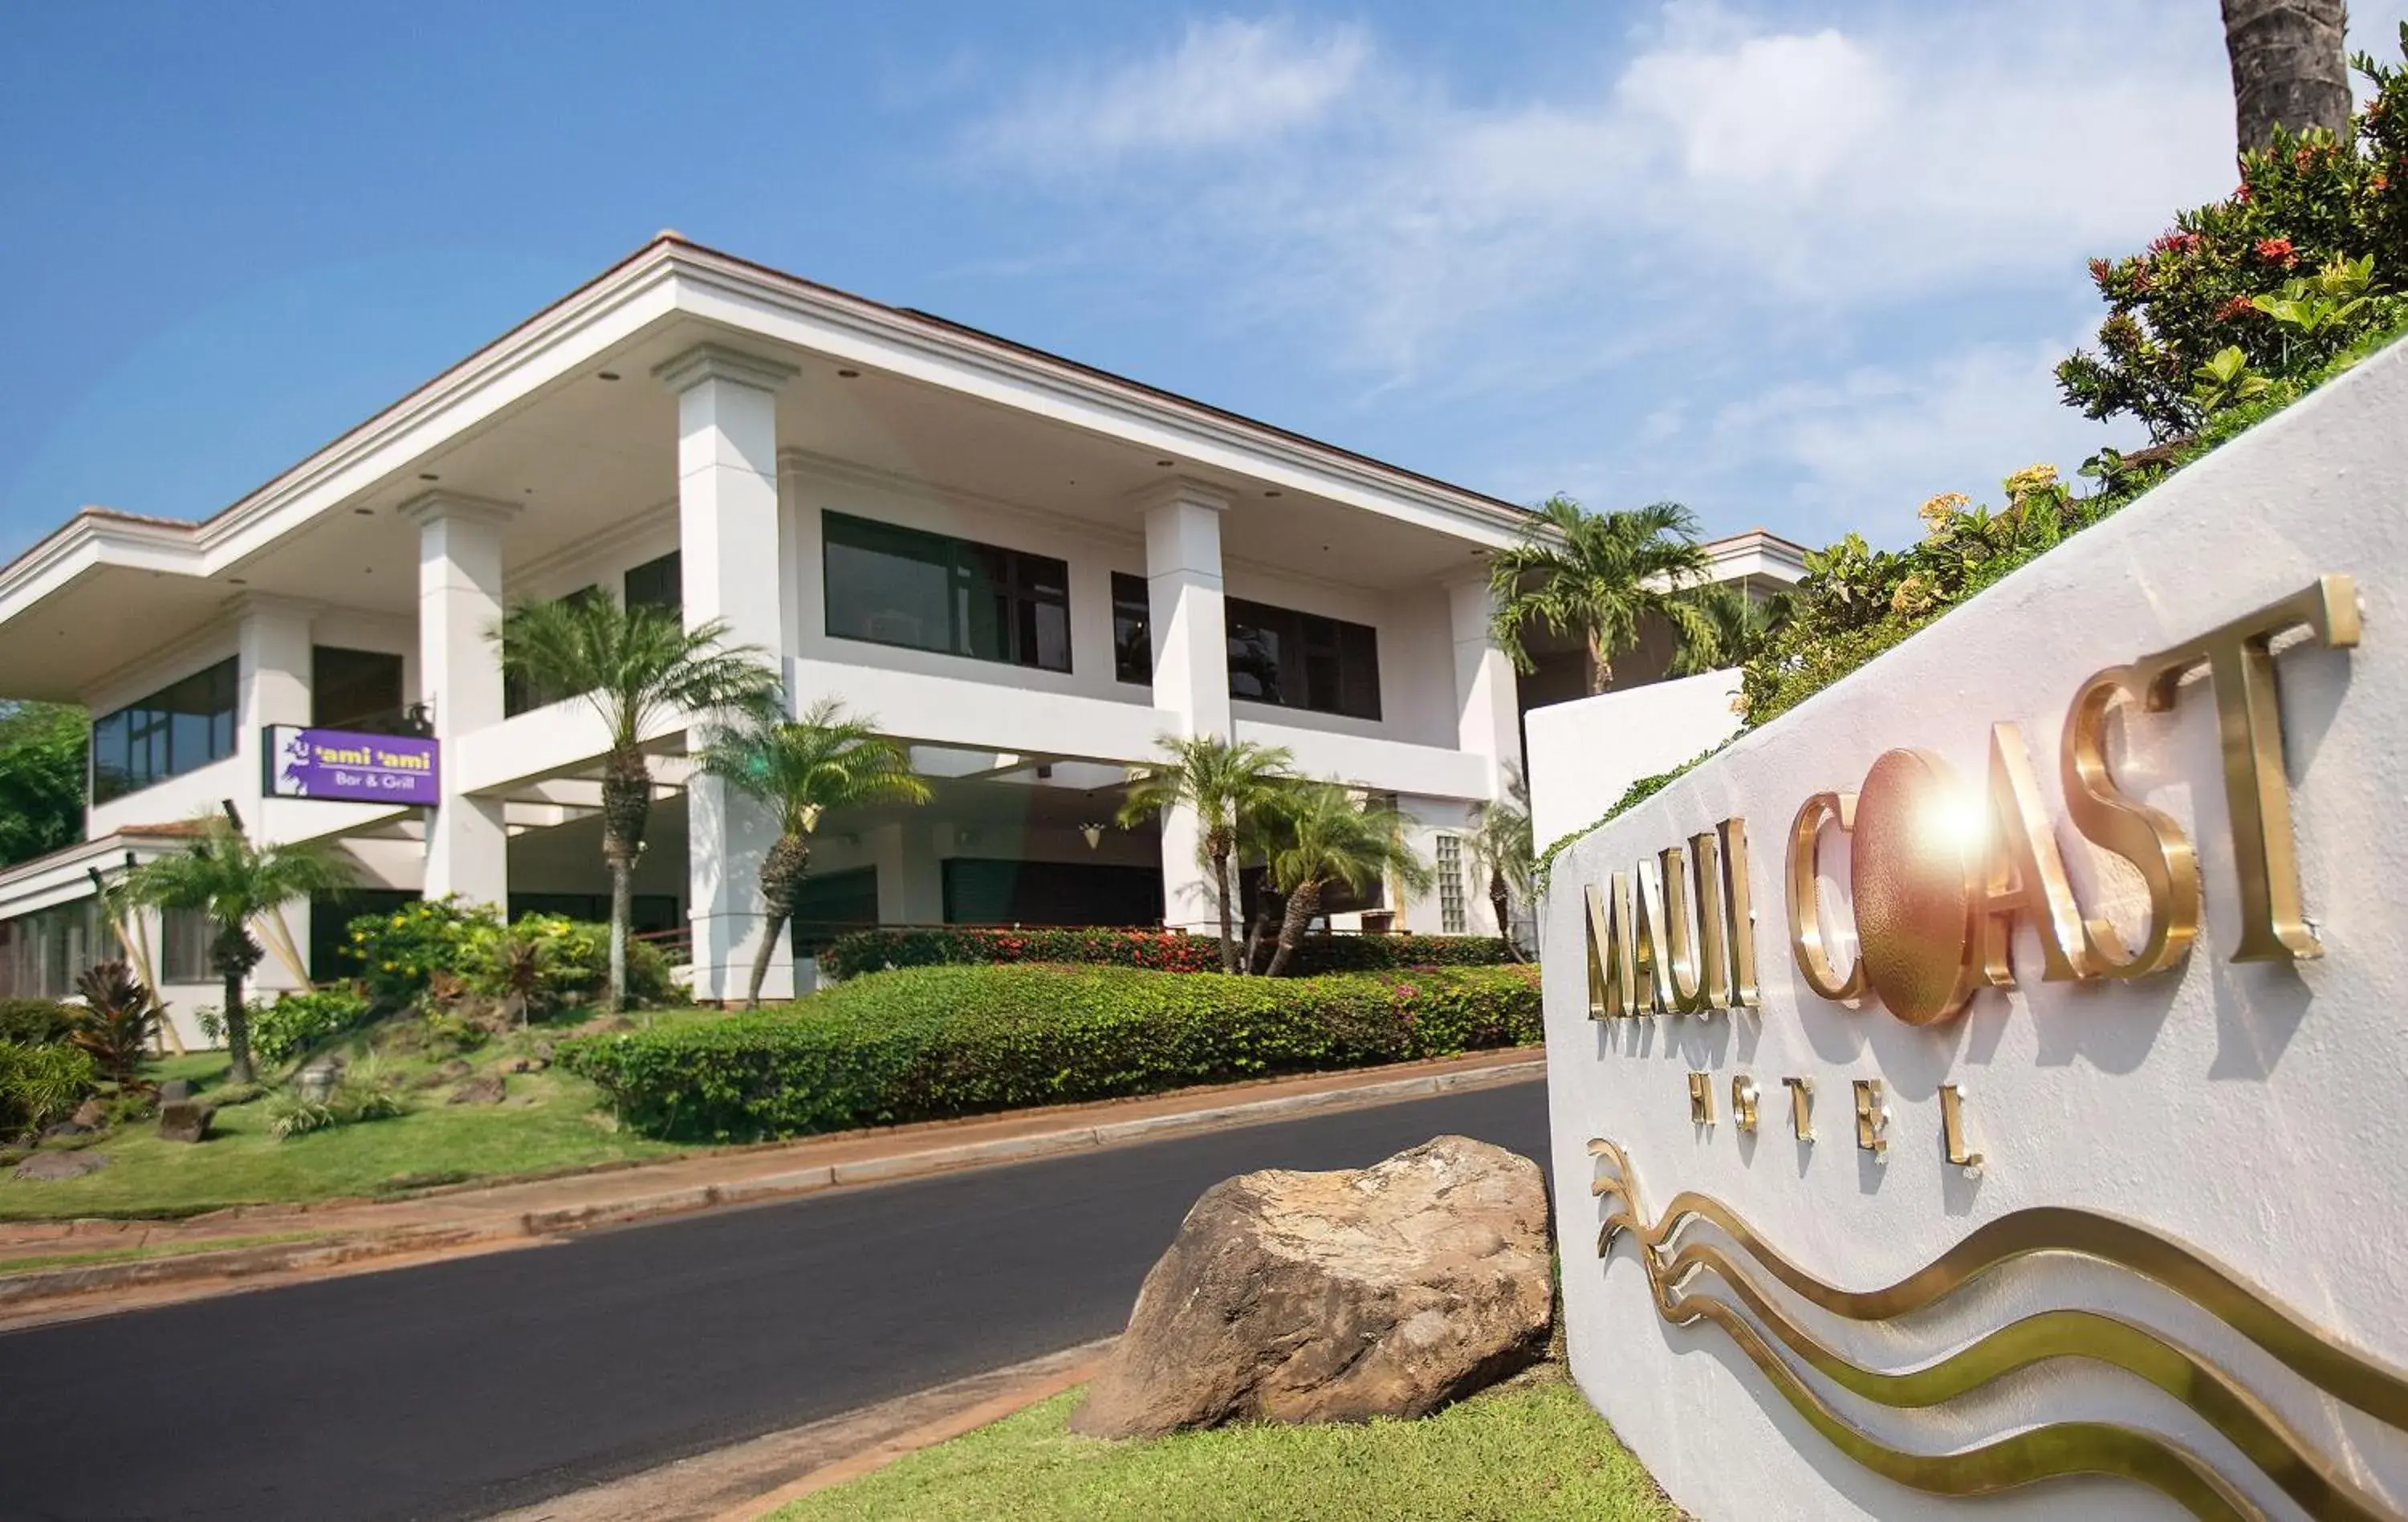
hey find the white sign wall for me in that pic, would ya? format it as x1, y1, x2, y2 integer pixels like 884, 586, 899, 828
1536, 342, 2408, 1520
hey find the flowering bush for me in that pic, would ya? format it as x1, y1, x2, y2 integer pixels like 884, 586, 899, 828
561, 962, 1540, 1141
251, 989, 376, 1067
817, 926, 1515, 980
2058, 29, 2408, 437
347, 897, 502, 1007
346, 899, 672, 1013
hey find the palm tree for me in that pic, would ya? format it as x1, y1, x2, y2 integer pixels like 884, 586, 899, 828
1488, 496, 1718, 695
493, 596, 781, 1012
1261, 783, 1434, 978
122, 813, 353, 1084
697, 700, 932, 1007
1464, 765, 1535, 961
2221, 0, 2349, 154
1118, 735, 1295, 974
1673, 583, 1793, 675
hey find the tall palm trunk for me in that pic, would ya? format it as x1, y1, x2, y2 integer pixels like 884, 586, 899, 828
600, 749, 653, 1015
1208, 829, 1237, 975
746, 831, 811, 1009
1489, 867, 1524, 962
1263, 880, 1323, 978
211, 922, 263, 1085
2221, 0, 2350, 154
1242, 890, 1279, 975
1585, 630, 1613, 695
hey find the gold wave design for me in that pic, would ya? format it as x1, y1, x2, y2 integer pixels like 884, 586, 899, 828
1587, 1137, 2408, 1521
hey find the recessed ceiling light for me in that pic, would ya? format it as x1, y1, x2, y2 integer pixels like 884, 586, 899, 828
228, 578, 248, 586
1263, 489, 1283, 499
598, 371, 621, 382
353, 507, 374, 515
418, 472, 440, 482
1155, 458, 1175, 467
836, 368, 860, 379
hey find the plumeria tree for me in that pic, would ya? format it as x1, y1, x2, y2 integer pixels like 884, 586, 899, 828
122, 813, 353, 1083
697, 700, 931, 1008
1118, 735, 1294, 974
493, 596, 781, 1012
1488, 496, 1719, 694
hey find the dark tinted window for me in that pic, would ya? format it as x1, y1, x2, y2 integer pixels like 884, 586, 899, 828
1112, 572, 1152, 685
1226, 600, 1381, 721
823, 511, 1071, 673
91, 657, 238, 803
624, 551, 681, 616
312, 646, 405, 730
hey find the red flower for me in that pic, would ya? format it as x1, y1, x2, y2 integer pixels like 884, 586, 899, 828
2087, 256, 2111, 282
2374, 172, 2391, 193
2253, 236, 2297, 267
2234, 181, 2252, 203
2217, 295, 2257, 321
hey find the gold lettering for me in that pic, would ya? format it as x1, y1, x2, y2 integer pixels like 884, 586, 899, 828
1632, 857, 1675, 1015
1783, 1076, 1815, 1142
2060, 666, 2202, 977
1720, 819, 1762, 1009
1658, 844, 1710, 1014
1686, 832, 1731, 1011
1939, 1084, 1983, 1171
1688, 1071, 1715, 1125
1786, 792, 1866, 1003
1974, 721, 2093, 987
2125, 574, 2359, 961
1853, 1079, 1888, 1154
1730, 1074, 1760, 1132
1584, 874, 1637, 1019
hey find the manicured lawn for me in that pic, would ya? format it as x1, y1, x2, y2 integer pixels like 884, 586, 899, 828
0, 1024, 706, 1222
771, 1375, 1683, 1522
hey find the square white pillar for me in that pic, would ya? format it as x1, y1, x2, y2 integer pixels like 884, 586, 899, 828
1141, 482, 1231, 934
234, 593, 319, 991
656, 344, 797, 1003
1448, 575, 1525, 796
404, 494, 516, 909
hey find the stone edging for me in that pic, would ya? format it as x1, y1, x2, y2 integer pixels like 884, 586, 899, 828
0, 1056, 1545, 1318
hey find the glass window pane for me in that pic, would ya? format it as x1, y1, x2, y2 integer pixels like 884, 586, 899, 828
824, 515, 955, 654
624, 551, 682, 615
1338, 621, 1382, 719
960, 543, 1009, 661
1112, 572, 1152, 685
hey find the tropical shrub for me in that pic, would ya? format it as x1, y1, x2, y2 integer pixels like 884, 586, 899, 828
459, 914, 673, 1014
251, 989, 376, 1067
561, 962, 1540, 1141
69, 962, 161, 1091
265, 1060, 405, 1141
0, 998, 76, 1048
346, 897, 501, 1007
0, 1040, 96, 1141
817, 926, 1515, 981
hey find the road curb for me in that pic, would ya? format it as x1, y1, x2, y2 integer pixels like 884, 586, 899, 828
0, 1055, 1544, 1319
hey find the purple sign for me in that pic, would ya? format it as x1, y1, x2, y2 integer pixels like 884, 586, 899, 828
266, 726, 440, 804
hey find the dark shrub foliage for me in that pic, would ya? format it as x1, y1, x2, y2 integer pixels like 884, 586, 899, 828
818, 926, 1513, 980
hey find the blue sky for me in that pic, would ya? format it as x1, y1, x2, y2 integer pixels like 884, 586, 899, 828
6, 0, 2406, 560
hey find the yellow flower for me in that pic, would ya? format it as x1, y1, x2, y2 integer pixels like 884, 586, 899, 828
2001, 462, 2059, 501
1916, 492, 1968, 535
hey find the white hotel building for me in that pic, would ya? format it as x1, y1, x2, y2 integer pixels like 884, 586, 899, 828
0, 235, 1798, 1040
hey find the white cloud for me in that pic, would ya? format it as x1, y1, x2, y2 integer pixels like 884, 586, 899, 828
977, 17, 1369, 171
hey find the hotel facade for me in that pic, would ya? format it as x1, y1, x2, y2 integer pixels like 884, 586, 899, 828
0, 235, 1796, 1041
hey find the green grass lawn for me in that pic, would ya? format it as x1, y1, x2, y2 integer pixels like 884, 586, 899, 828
771, 1375, 1683, 1522
0, 1020, 708, 1223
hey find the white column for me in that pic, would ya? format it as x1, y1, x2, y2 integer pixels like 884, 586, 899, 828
656, 344, 797, 1003
1449, 575, 1524, 934
405, 494, 516, 909
1141, 482, 1231, 934
234, 594, 317, 991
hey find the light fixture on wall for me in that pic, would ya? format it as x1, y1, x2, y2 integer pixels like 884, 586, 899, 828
1080, 824, 1107, 850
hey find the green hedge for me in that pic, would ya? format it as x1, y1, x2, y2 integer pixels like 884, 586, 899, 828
818, 926, 1515, 980
560, 962, 1540, 1141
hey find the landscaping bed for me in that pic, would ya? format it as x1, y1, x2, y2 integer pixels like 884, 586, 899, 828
564, 962, 1541, 1142
770, 1373, 1678, 1522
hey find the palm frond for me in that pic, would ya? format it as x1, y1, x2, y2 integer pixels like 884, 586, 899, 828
493, 596, 781, 750
696, 702, 931, 835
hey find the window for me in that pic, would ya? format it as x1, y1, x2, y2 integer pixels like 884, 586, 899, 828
90, 658, 238, 804
624, 551, 681, 616
160, 907, 215, 983
312, 647, 406, 731
823, 512, 1071, 673
0, 900, 116, 999
1435, 835, 1467, 934
502, 584, 602, 717
1112, 572, 1153, 685
1225, 600, 1381, 720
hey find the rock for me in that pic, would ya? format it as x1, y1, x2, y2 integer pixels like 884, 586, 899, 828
296, 1056, 344, 1105
39, 1121, 91, 1141
502, 1055, 549, 1074
71, 1098, 108, 1129
531, 1040, 555, 1061
436, 1058, 474, 1081
157, 1079, 193, 1104
157, 1100, 214, 1143
12, 1150, 110, 1181
446, 1075, 505, 1105
1069, 1135, 1552, 1439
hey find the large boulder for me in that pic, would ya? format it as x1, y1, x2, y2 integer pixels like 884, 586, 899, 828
1069, 1134, 1552, 1439
157, 1100, 213, 1143
12, 1150, 110, 1181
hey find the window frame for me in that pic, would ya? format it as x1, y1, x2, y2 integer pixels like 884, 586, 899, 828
821, 511, 1073, 674
89, 657, 239, 804
1111, 572, 1153, 686
1224, 597, 1382, 721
